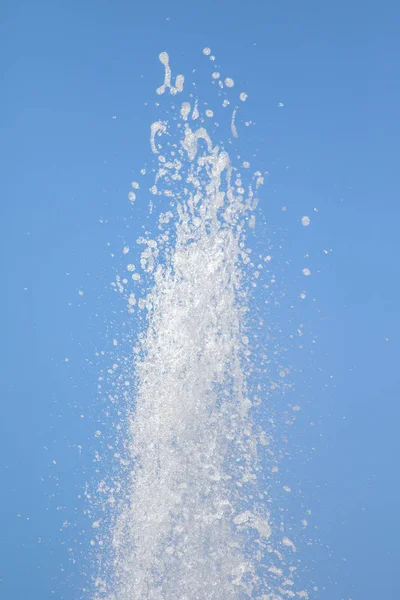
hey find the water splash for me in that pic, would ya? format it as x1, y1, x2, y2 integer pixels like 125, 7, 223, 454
156, 52, 185, 96
91, 52, 310, 600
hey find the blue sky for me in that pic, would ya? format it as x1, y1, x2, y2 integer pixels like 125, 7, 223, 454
1, 1, 399, 598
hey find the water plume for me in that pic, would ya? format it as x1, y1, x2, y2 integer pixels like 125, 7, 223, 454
91, 50, 308, 600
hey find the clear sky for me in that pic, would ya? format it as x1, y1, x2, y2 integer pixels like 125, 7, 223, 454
1, 1, 399, 599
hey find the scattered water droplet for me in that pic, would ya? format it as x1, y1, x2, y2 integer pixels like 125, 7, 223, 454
301, 216, 310, 226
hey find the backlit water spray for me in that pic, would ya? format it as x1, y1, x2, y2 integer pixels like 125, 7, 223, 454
90, 50, 310, 600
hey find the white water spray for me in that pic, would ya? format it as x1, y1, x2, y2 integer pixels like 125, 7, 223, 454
91, 50, 309, 600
